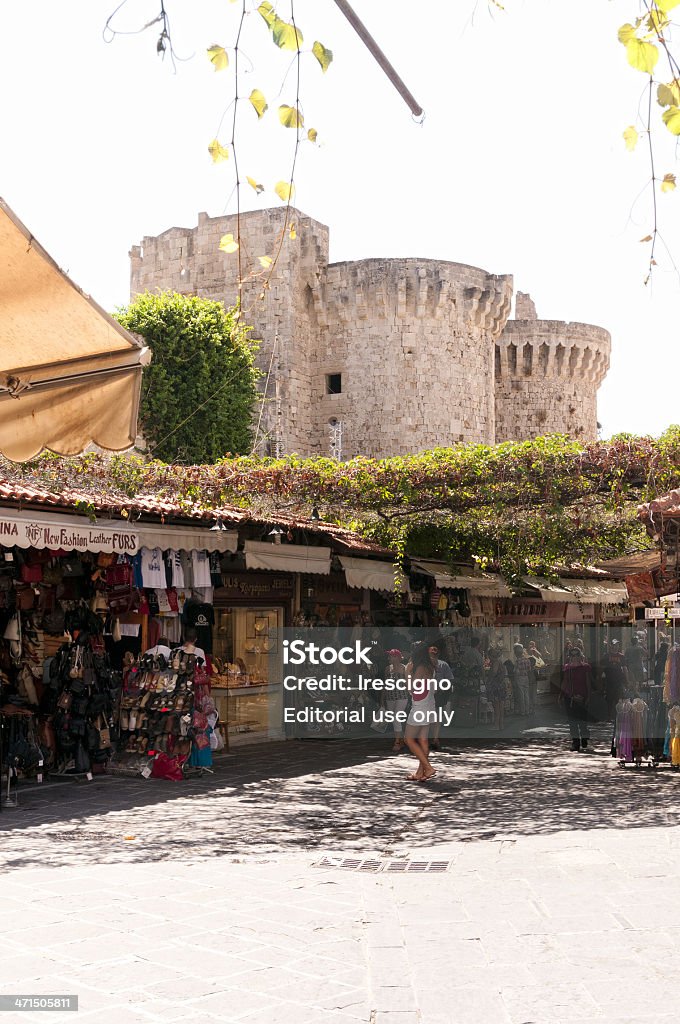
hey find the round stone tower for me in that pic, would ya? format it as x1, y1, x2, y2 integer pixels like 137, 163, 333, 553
312, 258, 513, 458
494, 294, 610, 442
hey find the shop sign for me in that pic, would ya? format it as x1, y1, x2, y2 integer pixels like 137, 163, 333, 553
0, 511, 138, 554
218, 572, 295, 602
644, 608, 666, 619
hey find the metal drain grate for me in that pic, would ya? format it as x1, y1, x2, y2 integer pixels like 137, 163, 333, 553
314, 857, 452, 873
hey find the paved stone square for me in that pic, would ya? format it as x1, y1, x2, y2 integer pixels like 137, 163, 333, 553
1, 718, 680, 1024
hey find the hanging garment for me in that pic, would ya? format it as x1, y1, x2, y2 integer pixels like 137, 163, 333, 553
191, 550, 212, 588
140, 547, 165, 589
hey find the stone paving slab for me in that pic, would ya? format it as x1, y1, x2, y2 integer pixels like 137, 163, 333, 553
2, 730, 680, 1023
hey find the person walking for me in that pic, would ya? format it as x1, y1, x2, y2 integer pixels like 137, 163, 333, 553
428, 642, 454, 751
560, 647, 593, 751
385, 648, 409, 752
404, 643, 437, 783
486, 644, 508, 731
624, 636, 646, 688
513, 643, 534, 717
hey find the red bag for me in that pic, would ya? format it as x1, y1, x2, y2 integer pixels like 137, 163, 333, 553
193, 733, 210, 750
150, 752, 186, 781
106, 563, 131, 587
20, 564, 43, 583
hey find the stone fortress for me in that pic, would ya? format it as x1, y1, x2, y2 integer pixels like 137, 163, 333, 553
130, 207, 611, 459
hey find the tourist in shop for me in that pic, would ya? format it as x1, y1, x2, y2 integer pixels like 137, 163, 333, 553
654, 633, 671, 686
603, 639, 628, 717
513, 643, 535, 717
559, 647, 593, 752
486, 644, 508, 731
144, 636, 171, 663
386, 648, 408, 752
176, 626, 207, 667
624, 636, 646, 687
458, 635, 484, 690
428, 642, 454, 751
404, 642, 437, 783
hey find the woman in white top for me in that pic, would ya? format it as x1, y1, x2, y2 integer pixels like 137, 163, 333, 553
404, 642, 437, 782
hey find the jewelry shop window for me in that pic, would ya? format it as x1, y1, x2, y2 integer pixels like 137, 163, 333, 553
212, 607, 284, 742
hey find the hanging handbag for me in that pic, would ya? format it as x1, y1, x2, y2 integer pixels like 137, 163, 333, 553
62, 558, 85, 578
20, 564, 43, 584
97, 715, 111, 748
57, 690, 73, 711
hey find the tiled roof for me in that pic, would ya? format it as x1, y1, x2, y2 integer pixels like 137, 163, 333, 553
639, 489, 680, 524
0, 477, 390, 557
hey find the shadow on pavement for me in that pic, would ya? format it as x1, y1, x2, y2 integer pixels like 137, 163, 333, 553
2, 710, 679, 870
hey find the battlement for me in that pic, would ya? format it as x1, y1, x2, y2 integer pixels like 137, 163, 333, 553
321, 259, 512, 336
496, 320, 610, 387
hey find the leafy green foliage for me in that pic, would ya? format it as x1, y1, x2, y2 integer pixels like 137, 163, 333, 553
114, 292, 260, 464
9, 432, 680, 581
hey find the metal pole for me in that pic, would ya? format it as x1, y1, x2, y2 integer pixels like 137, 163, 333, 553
331, 0, 424, 118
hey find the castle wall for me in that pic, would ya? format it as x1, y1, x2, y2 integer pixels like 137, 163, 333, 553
311, 259, 512, 457
130, 207, 329, 455
129, 209, 610, 457
495, 320, 610, 441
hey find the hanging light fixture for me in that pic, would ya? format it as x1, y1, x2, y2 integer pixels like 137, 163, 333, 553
210, 517, 224, 532
311, 505, 321, 522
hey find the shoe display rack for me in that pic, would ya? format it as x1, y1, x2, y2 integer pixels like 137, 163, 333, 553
115, 652, 197, 762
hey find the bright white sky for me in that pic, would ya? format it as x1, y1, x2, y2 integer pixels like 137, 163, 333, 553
1, 0, 678, 438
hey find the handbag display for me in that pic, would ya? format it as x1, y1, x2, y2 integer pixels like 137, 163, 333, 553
20, 563, 43, 584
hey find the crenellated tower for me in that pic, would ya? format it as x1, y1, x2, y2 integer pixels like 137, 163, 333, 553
130, 214, 610, 457
494, 293, 610, 441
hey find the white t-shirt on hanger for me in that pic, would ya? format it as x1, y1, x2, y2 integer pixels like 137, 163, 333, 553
191, 550, 212, 587
141, 547, 165, 588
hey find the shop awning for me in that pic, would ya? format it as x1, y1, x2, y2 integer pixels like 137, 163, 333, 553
339, 556, 406, 592
0, 508, 240, 555
411, 559, 512, 597
0, 198, 150, 461
244, 540, 331, 574
0, 507, 138, 554
137, 524, 238, 554
523, 576, 629, 604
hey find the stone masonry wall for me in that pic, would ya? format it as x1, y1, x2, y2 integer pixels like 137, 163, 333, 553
130, 207, 329, 456
312, 259, 513, 457
495, 320, 611, 441
130, 208, 610, 456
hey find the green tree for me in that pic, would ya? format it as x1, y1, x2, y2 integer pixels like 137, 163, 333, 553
114, 291, 260, 463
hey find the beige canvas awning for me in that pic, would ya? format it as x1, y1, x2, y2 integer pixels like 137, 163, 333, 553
0, 198, 150, 461
411, 559, 512, 597
244, 540, 331, 574
340, 555, 406, 592
524, 577, 629, 604
137, 523, 238, 555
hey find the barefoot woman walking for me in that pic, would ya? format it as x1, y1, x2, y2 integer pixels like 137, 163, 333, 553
404, 642, 437, 782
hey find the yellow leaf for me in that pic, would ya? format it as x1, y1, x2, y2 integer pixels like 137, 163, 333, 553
662, 105, 680, 134
257, 2, 276, 28
312, 40, 333, 73
640, 234, 653, 242
258, 255, 273, 268
275, 181, 295, 202
278, 104, 304, 129
622, 126, 639, 151
657, 0, 680, 12
271, 17, 303, 51
208, 138, 230, 163
617, 23, 636, 44
646, 10, 670, 35
249, 88, 268, 119
207, 45, 228, 71
657, 80, 680, 107
661, 172, 677, 192
219, 233, 239, 253
307, 128, 318, 143
626, 38, 659, 73
246, 175, 265, 194
289, 224, 297, 239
